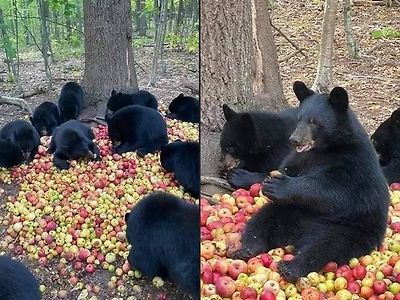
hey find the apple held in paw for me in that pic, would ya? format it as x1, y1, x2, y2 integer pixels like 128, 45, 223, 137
215, 276, 237, 298
249, 183, 262, 197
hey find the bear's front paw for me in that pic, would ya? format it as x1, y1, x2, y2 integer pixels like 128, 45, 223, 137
278, 261, 302, 283
262, 175, 290, 200
228, 248, 254, 262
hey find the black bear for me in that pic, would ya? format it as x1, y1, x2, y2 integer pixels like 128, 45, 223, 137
230, 82, 389, 283
220, 104, 297, 189
125, 192, 199, 298
0, 120, 40, 162
30, 101, 61, 136
371, 109, 400, 184
0, 256, 41, 300
48, 120, 100, 170
160, 141, 200, 197
106, 105, 168, 156
58, 81, 84, 123
0, 139, 25, 168
166, 94, 200, 123
106, 90, 158, 115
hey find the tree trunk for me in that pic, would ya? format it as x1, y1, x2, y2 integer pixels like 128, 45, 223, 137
251, 0, 285, 110
174, 0, 184, 35
76, 0, 83, 33
53, 11, 60, 39
148, 0, 167, 86
83, 0, 138, 116
37, 0, 52, 89
201, 0, 286, 176
136, 0, 147, 36
343, 0, 360, 58
22, 0, 31, 45
312, 0, 338, 92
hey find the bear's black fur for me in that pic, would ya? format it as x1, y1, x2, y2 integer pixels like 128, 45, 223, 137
0, 256, 41, 300
230, 82, 389, 283
160, 141, 200, 197
30, 101, 61, 136
371, 109, 400, 184
0, 139, 25, 167
58, 81, 84, 123
220, 104, 297, 189
166, 94, 199, 123
106, 105, 168, 156
48, 120, 100, 170
0, 120, 40, 162
107, 90, 158, 115
125, 192, 199, 298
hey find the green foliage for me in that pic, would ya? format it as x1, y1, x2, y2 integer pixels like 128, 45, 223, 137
185, 31, 198, 54
52, 37, 83, 58
166, 33, 180, 49
371, 27, 400, 39
133, 36, 151, 47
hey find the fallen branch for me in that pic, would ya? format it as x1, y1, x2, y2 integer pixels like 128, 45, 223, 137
278, 49, 305, 63
271, 22, 308, 59
17, 87, 47, 99
0, 95, 32, 115
354, 0, 387, 5
201, 176, 234, 192
184, 83, 199, 95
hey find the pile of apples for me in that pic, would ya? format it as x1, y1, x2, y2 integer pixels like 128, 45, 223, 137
201, 183, 400, 300
0, 121, 198, 294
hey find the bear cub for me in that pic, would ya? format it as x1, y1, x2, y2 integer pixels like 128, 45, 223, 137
230, 82, 389, 283
106, 105, 168, 156
0, 139, 25, 168
58, 81, 84, 123
220, 104, 297, 189
48, 120, 100, 170
107, 90, 158, 115
166, 94, 200, 123
0, 256, 41, 300
0, 119, 40, 162
160, 141, 200, 197
371, 108, 400, 185
125, 192, 199, 298
30, 101, 61, 136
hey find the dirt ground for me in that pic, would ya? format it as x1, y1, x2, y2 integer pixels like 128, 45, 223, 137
273, 1, 400, 134
0, 47, 198, 300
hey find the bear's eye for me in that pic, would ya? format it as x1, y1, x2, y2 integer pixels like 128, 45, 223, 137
309, 118, 316, 125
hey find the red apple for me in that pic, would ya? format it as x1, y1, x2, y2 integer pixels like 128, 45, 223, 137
260, 253, 273, 267
240, 287, 258, 300
390, 183, 400, 191
353, 265, 367, 280
260, 291, 276, 300
249, 183, 262, 197
85, 264, 95, 274
360, 287, 374, 299
323, 261, 338, 273
215, 276, 236, 298
214, 259, 229, 275
228, 260, 248, 280
347, 281, 361, 294
247, 257, 263, 273
201, 211, 210, 226
372, 280, 387, 295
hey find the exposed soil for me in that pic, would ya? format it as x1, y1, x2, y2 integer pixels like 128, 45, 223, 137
0, 47, 198, 300
272, 1, 400, 134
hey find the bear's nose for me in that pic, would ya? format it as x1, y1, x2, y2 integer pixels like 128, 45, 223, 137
289, 134, 301, 146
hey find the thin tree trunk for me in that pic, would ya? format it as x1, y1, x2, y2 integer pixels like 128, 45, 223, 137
22, 0, 31, 45
37, 0, 52, 89
12, 0, 21, 91
83, 0, 138, 116
251, 0, 285, 109
343, 0, 360, 58
148, 0, 167, 86
174, 0, 184, 35
312, 0, 338, 92
76, 0, 83, 33
136, 0, 147, 36
53, 11, 60, 38
0, 8, 15, 77
153, 0, 159, 31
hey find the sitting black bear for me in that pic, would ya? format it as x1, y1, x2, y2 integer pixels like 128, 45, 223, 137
160, 141, 200, 197
30, 101, 61, 136
0, 256, 41, 300
125, 192, 199, 298
166, 94, 199, 123
58, 81, 84, 123
106, 90, 158, 115
230, 82, 389, 283
48, 120, 100, 170
0, 119, 40, 162
106, 105, 168, 156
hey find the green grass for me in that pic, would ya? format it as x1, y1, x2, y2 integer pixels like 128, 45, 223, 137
371, 27, 400, 39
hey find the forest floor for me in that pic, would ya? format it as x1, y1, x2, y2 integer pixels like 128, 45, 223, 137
272, 1, 400, 134
0, 47, 198, 300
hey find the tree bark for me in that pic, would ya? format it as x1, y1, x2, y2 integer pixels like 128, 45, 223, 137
37, 0, 52, 89
83, 0, 138, 114
251, 0, 285, 110
148, 0, 167, 86
343, 0, 360, 58
174, 0, 184, 35
312, 0, 338, 92
135, 0, 147, 36
201, 0, 286, 176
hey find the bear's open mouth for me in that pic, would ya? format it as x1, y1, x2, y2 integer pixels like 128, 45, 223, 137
296, 143, 313, 153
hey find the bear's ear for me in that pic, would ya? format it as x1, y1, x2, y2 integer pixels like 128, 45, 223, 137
29, 116, 33, 123
329, 87, 349, 112
390, 109, 400, 125
222, 104, 236, 121
293, 81, 314, 102
111, 90, 117, 96
178, 93, 184, 98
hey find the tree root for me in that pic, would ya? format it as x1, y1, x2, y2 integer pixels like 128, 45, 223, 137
0, 95, 32, 115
